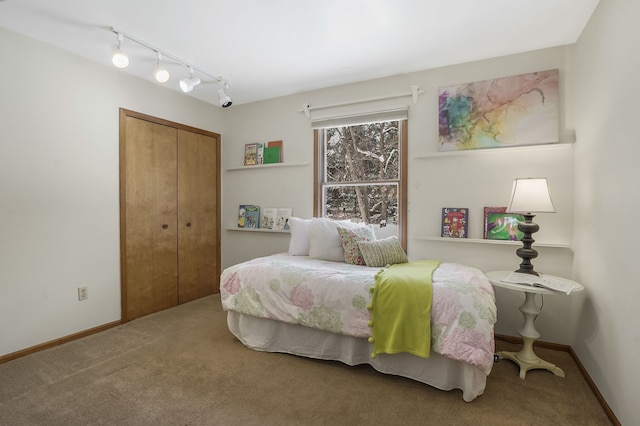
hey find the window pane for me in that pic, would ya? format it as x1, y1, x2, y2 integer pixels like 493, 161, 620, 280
325, 121, 399, 183
323, 184, 398, 226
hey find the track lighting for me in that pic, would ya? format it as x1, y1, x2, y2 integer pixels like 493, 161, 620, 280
218, 82, 232, 108
109, 27, 232, 106
179, 68, 201, 93
111, 33, 129, 69
153, 52, 170, 83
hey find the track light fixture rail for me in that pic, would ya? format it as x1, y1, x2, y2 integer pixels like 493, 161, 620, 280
110, 26, 222, 82
110, 26, 232, 106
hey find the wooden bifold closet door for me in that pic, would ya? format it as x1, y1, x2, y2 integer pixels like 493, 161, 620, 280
119, 109, 220, 322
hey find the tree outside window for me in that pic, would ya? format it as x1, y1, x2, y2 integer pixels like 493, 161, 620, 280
314, 118, 407, 247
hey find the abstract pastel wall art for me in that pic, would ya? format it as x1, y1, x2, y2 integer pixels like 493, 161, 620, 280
438, 69, 559, 151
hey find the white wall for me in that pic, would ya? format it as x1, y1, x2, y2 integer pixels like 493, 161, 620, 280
221, 45, 579, 344
573, 0, 639, 423
2, 4, 635, 420
0, 28, 223, 356
220, 96, 314, 267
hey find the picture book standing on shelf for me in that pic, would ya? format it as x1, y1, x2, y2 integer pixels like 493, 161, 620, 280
256, 143, 264, 165
244, 144, 258, 166
263, 146, 280, 164
244, 205, 261, 228
267, 140, 283, 162
275, 208, 292, 230
238, 205, 260, 228
441, 208, 468, 238
262, 207, 277, 229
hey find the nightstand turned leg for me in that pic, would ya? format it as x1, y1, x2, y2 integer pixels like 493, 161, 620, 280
498, 291, 566, 379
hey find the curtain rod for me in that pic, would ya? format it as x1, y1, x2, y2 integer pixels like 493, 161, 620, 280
300, 85, 423, 118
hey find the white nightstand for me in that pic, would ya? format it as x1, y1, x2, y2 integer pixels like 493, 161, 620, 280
486, 270, 584, 379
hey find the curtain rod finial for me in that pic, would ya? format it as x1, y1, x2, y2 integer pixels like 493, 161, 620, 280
411, 85, 423, 104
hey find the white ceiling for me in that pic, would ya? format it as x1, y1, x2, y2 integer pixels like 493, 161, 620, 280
0, 0, 599, 107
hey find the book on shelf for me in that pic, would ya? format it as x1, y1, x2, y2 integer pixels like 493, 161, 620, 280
267, 140, 283, 162
238, 205, 260, 228
263, 146, 281, 164
275, 208, 292, 230
256, 143, 264, 165
261, 207, 278, 229
244, 144, 258, 166
500, 272, 577, 294
483, 206, 524, 240
441, 208, 468, 238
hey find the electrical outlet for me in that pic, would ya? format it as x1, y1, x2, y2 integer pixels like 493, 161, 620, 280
78, 286, 88, 301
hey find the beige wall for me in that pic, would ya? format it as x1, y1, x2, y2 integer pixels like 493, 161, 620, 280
2, 1, 636, 420
221, 46, 577, 346
573, 0, 639, 423
0, 28, 222, 356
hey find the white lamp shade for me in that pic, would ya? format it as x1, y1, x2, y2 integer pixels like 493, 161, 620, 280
111, 46, 129, 69
179, 77, 201, 93
218, 88, 232, 107
506, 178, 556, 214
153, 66, 170, 83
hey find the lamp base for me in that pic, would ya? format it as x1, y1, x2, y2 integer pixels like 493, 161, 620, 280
515, 214, 540, 276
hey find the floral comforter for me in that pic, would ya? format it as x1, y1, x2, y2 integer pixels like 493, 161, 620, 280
220, 253, 496, 375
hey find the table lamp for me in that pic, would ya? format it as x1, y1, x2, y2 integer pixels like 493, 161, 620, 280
506, 178, 555, 276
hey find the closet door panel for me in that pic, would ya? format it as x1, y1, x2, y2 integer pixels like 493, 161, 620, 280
124, 117, 179, 320
177, 130, 219, 303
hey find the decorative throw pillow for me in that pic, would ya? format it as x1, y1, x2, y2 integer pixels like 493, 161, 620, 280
288, 217, 312, 255
308, 218, 366, 262
358, 236, 408, 267
336, 226, 375, 265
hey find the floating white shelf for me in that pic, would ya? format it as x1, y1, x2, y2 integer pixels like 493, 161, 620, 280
413, 236, 571, 249
227, 227, 290, 234
226, 162, 309, 171
413, 143, 573, 159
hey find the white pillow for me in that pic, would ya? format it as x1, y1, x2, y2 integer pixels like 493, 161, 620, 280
288, 217, 312, 255
308, 218, 365, 262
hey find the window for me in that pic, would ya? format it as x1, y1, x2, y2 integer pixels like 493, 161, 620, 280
314, 113, 407, 248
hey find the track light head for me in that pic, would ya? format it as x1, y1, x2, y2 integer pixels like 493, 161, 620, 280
111, 33, 129, 69
218, 87, 232, 108
154, 65, 170, 83
179, 76, 201, 93
152, 52, 170, 83
112, 48, 129, 68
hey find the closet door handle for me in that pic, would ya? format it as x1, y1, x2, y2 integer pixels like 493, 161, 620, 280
162, 224, 169, 229
186, 222, 192, 227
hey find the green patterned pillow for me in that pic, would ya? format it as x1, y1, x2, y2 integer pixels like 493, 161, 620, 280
358, 236, 408, 267
336, 226, 375, 265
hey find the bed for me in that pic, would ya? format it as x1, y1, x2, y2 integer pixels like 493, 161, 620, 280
220, 245, 497, 401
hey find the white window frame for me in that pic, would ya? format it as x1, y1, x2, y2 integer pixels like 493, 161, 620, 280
313, 113, 407, 249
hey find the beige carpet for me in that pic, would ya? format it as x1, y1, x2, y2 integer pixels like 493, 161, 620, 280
0, 295, 611, 425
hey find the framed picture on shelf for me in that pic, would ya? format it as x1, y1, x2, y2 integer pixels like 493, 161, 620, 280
441, 208, 468, 238
244, 143, 258, 166
483, 207, 524, 240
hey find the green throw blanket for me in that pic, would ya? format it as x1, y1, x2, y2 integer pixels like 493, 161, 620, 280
368, 260, 440, 359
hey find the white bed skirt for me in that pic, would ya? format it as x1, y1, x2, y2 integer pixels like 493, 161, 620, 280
226, 311, 487, 402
